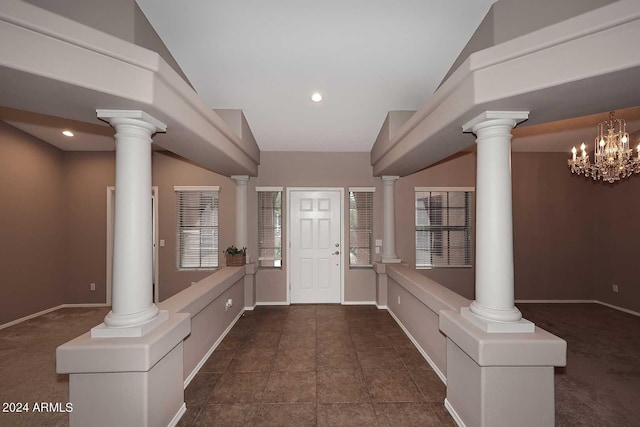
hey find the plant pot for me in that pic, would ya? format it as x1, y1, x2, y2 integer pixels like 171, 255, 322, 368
225, 253, 246, 267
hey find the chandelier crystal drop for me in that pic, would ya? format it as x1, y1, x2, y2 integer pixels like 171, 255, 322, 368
568, 111, 640, 183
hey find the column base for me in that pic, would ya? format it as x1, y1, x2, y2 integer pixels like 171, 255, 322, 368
461, 307, 534, 333
439, 309, 566, 427
91, 310, 169, 338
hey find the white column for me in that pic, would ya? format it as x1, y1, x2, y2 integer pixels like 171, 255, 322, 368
381, 175, 401, 263
93, 110, 167, 338
231, 175, 249, 251
461, 111, 534, 333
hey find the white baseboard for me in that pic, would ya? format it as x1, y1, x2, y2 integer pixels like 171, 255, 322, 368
387, 308, 447, 385
183, 309, 245, 388
0, 303, 109, 330
341, 300, 376, 305
445, 398, 466, 427
256, 301, 290, 306
167, 403, 187, 427
376, 304, 388, 310
515, 299, 594, 304
516, 299, 640, 318
595, 301, 640, 317
244, 305, 257, 311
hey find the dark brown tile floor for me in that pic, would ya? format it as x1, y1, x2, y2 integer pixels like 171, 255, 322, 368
178, 305, 453, 427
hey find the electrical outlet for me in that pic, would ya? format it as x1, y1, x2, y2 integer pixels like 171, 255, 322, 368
397, 295, 401, 305
612, 284, 619, 293
90, 282, 96, 291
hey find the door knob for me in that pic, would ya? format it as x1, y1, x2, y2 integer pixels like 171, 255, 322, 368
332, 251, 340, 255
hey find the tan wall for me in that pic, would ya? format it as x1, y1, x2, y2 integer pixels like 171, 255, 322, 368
512, 152, 595, 301
63, 152, 115, 304
590, 176, 640, 312
152, 152, 236, 301
0, 122, 66, 324
396, 153, 477, 299
248, 152, 382, 304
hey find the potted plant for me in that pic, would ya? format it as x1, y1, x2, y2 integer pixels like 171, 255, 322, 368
224, 245, 247, 267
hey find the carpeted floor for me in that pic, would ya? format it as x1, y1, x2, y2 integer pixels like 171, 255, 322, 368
0, 303, 638, 426
518, 303, 640, 427
0, 307, 109, 427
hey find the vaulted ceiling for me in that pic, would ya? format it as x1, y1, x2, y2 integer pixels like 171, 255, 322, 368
135, 0, 496, 152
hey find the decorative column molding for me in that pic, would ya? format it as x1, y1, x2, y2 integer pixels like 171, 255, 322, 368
381, 175, 401, 263
231, 175, 249, 253
92, 110, 167, 338
461, 111, 534, 333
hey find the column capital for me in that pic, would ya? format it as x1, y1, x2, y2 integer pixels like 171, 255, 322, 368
231, 175, 250, 184
462, 111, 529, 134
97, 109, 167, 133
381, 175, 400, 183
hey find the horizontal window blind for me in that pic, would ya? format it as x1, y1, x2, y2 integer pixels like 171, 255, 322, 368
415, 190, 472, 268
258, 191, 282, 268
176, 189, 219, 269
349, 191, 373, 266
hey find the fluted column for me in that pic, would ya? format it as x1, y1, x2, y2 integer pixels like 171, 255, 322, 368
93, 110, 167, 337
231, 175, 249, 251
461, 111, 534, 333
381, 175, 401, 263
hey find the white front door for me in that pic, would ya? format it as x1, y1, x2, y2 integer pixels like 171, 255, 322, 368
289, 190, 342, 303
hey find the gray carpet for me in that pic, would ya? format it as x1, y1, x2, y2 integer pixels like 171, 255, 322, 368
518, 303, 640, 427
0, 307, 109, 427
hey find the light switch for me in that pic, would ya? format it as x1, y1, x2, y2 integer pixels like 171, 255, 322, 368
375, 239, 382, 247
159, 239, 165, 247
375, 247, 380, 254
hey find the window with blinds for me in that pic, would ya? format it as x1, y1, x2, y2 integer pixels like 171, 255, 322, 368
415, 189, 473, 268
257, 189, 282, 268
349, 189, 374, 267
175, 187, 219, 269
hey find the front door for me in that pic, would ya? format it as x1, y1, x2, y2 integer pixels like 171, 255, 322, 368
289, 190, 342, 303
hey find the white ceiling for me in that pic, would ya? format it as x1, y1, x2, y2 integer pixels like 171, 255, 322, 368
135, 0, 497, 152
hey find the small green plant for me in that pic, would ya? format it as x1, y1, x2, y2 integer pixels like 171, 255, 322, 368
224, 245, 247, 255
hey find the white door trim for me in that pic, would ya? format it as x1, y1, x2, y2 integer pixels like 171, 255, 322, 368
107, 186, 159, 306
286, 187, 345, 305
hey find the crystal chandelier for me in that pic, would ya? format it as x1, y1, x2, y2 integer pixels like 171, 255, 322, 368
568, 111, 640, 183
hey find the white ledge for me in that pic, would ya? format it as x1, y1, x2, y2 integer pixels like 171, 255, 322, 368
385, 264, 470, 314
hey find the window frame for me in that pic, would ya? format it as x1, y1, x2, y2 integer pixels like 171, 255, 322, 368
256, 186, 283, 269
415, 187, 474, 269
348, 187, 375, 268
175, 186, 220, 270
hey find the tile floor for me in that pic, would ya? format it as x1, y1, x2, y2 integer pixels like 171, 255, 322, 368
178, 305, 454, 426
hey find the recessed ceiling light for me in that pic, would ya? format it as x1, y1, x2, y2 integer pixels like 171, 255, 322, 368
62, 130, 74, 137
311, 92, 323, 103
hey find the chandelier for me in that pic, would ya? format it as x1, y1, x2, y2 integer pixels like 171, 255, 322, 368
568, 111, 640, 183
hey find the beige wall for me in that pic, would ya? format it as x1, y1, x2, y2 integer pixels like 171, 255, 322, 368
396, 153, 477, 299
248, 152, 382, 304
152, 152, 236, 301
2, 125, 638, 323
0, 122, 66, 324
590, 175, 640, 313
63, 152, 115, 304
512, 152, 594, 300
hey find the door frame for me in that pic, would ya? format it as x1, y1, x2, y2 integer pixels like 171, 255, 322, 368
286, 187, 345, 305
106, 186, 159, 306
